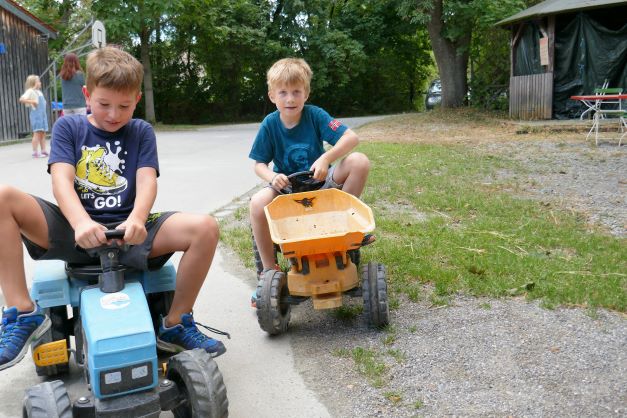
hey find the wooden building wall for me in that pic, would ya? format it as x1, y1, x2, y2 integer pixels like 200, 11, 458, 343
509, 73, 553, 120
0, 7, 51, 142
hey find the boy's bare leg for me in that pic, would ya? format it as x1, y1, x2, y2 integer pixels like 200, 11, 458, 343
0, 186, 49, 311
149, 213, 219, 326
249, 187, 279, 270
331, 152, 370, 197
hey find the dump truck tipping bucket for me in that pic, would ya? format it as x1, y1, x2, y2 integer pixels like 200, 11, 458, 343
264, 188, 375, 259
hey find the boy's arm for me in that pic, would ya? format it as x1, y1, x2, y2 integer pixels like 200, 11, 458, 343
254, 161, 289, 191
310, 128, 359, 180
50, 162, 108, 248
116, 167, 157, 245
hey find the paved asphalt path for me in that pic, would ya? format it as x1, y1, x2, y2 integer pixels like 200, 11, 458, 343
0, 116, 384, 417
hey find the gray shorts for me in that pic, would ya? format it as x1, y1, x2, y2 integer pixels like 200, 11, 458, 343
22, 196, 175, 271
322, 165, 343, 189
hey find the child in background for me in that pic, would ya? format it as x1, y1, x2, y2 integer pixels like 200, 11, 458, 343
19, 75, 49, 158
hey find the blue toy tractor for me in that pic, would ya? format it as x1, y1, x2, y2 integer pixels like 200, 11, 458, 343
24, 230, 228, 418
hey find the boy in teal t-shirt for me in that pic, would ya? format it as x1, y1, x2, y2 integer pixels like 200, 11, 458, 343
248, 58, 372, 303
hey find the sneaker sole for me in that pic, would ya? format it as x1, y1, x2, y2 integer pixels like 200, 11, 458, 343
156, 338, 226, 358
156, 338, 185, 354
0, 316, 51, 372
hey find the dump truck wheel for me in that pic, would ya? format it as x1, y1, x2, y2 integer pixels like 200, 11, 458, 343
256, 269, 291, 335
23, 380, 72, 418
166, 349, 228, 418
361, 262, 389, 327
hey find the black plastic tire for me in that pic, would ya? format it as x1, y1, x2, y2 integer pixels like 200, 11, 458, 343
251, 234, 278, 277
166, 349, 228, 418
22, 380, 72, 418
256, 269, 291, 335
348, 249, 361, 267
32, 307, 70, 377
361, 262, 389, 327
148, 290, 175, 334
73, 317, 85, 367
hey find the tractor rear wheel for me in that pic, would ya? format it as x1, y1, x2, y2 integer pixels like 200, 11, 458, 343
256, 269, 291, 335
32, 307, 70, 377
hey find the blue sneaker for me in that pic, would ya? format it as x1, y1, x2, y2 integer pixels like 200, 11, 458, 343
0, 305, 50, 371
157, 313, 228, 358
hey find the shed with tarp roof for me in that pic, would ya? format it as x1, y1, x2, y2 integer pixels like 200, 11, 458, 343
497, 0, 627, 120
0, 0, 57, 142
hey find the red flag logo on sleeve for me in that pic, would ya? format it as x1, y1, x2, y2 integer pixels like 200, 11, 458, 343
328, 119, 342, 131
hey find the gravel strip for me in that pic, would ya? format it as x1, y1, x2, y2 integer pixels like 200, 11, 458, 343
290, 296, 625, 417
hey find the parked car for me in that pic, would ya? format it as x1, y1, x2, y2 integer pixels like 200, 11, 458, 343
425, 79, 442, 110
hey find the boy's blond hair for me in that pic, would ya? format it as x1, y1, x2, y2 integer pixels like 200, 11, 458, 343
24, 75, 39, 90
86, 47, 143, 94
267, 58, 312, 94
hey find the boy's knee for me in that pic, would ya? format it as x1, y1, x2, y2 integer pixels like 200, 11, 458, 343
249, 192, 270, 217
0, 185, 16, 207
199, 215, 219, 241
349, 152, 370, 173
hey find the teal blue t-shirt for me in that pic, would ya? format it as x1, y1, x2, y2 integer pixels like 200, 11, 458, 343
249, 104, 348, 175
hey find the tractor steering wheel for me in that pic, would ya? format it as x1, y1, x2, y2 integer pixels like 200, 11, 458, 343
279, 170, 326, 195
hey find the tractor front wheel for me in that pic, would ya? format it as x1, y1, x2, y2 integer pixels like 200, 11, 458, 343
166, 349, 228, 418
22, 380, 72, 418
361, 262, 389, 328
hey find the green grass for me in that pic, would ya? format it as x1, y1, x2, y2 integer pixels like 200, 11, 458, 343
220, 141, 626, 311
384, 391, 403, 404
351, 347, 386, 388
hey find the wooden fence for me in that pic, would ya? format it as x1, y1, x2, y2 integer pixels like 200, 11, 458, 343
0, 7, 51, 142
509, 73, 553, 120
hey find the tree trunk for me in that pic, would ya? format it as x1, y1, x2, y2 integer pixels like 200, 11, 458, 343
140, 25, 156, 125
426, 0, 470, 108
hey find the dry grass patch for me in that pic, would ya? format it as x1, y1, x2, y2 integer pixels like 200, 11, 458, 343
359, 109, 588, 145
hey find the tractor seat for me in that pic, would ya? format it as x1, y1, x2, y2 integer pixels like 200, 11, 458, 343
65, 252, 174, 281
65, 262, 138, 281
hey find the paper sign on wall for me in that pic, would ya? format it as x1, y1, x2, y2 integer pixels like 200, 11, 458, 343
539, 37, 549, 66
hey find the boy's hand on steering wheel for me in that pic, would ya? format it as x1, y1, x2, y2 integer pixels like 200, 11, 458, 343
75, 220, 108, 249
310, 156, 329, 181
271, 173, 289, 190
117, 217, 147, 245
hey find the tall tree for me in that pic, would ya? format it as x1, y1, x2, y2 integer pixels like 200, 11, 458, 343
398, 0, 524, 108
91, 0, 178, 124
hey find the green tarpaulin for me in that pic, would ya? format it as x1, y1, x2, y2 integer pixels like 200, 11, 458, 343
513, 10, 627, 119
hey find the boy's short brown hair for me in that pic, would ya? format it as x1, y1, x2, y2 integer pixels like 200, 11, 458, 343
267, 58, 312, 94
86, 46, 143, 94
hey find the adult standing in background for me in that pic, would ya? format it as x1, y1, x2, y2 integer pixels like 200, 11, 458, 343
60, 53, 87, 115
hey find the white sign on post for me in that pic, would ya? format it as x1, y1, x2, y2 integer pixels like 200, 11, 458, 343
92, 21, 106, 48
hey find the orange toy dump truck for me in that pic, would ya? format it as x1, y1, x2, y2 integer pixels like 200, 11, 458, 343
255, 181, 388, 335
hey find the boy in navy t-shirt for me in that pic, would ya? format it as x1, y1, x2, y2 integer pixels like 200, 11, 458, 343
249, 58, 372, 304
0, 47, 225, 371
